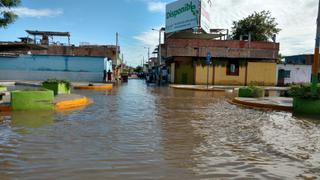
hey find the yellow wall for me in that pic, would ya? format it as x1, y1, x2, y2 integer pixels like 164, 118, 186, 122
195, 64, 214, 85
214, 65, 246, 85
183, 60, 276, 86
170, 63, 175, 83
247, 62, 277, 86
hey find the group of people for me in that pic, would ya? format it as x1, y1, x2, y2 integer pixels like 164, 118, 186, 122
146, 66, 169, 84
103, 70, 112, 82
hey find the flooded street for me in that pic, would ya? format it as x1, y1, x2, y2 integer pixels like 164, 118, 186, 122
0, 80, 320, 179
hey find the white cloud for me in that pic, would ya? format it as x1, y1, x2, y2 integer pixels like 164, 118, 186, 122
133, 28, 163, 47
147, 1, 166, 13
1, 7, 63, 18
211, 0, 318, 56
120, 27, 164, 66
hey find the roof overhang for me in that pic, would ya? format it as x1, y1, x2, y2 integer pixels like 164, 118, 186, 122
26, 30, 70, 37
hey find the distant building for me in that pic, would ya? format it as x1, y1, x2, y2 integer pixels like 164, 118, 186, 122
284, 54, 314, 65
24, 30, 120, 62
0, 30, 122, 82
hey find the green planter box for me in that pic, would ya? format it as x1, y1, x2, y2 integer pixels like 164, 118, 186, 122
43, 83, 70, 95
238, 87, 265, 98
11, 89, 54, 111
0, 86, 7, 92
121, 73, 129, 83
239, 87, 253, 97
293, 97, 320, 115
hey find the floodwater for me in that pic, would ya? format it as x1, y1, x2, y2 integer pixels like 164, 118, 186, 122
0, 80, 320, 179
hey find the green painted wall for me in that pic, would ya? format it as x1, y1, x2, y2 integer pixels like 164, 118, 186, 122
43, 83, 70, 95
11, 90, 54, 111
176, 63, 194, 84
0, 86, 7, 92
293, 98, 320, 115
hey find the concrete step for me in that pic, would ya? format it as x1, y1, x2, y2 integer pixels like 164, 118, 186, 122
0, 91, 10, 103
0, 82, 15, 86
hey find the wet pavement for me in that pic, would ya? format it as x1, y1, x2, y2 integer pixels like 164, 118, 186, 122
0, 80, 320, 179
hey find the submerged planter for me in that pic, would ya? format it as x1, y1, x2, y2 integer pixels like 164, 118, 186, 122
121, 73, 129, 83
293, 97, 320, 115
0, 86, 7, 92
11, 89, 54, 111
43, 82, 70, 95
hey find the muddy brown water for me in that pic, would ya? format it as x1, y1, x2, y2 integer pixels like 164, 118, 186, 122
0, 80, 320, 179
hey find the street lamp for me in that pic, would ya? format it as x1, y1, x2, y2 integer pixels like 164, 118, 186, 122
152, 27, 165, 66
152, 27, 165, 85
144, 47, 150, 63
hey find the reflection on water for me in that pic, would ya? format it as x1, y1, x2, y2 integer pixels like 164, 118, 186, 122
11, 111, 54, 129
0, 80, 320, 179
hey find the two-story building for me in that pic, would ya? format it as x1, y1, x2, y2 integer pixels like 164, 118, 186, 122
162, 31, 280, 86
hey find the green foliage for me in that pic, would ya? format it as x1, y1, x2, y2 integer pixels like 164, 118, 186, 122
43, 79, 71, 90
231, 10, 281, 41
250, 85, 265, 98
134, 66, 143, 73
289, 84, 320, 100
0, 0, 21, 28
239, 85, 265, 98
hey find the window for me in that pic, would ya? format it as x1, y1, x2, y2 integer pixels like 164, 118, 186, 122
226, 61, 239, 76
284, 70, 291, 78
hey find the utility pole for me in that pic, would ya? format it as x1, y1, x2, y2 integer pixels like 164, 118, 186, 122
122, 54, 124, 72
312, 0, 320, 95
152, 28, 165, 85
116, 32, 120, 80
116, 32, 119, 62
143, 56, 145, 67
147, 47, 150, 63
158, 31, 162, 66
144, 47, 150, 63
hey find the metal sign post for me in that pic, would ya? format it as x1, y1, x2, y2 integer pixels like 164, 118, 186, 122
206, 52, 212, 89
312, 0, 320, 95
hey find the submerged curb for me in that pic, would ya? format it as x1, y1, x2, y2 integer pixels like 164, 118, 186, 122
73, 84, 113, 90
170, 85, 226, 92
0, 104, 11, 114
0, 96, 92, 114
55, 96, 92, 111
229, 98, 293, 112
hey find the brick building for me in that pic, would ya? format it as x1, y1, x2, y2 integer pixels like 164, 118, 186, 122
162, 31, 280, 86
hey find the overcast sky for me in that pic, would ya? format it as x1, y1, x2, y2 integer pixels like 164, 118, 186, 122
0, 0, 318, 66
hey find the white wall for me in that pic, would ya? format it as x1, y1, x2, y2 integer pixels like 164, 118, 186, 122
0, 70, 103, 82
276, 64, 312, 84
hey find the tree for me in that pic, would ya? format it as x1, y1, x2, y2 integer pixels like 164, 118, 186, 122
134, 66, 143, 73
231, 10, 281, 41
0, 0, 21, 28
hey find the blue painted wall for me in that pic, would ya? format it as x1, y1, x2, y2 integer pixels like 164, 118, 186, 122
0, 55, 106, 82
0, 55, 104, 72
